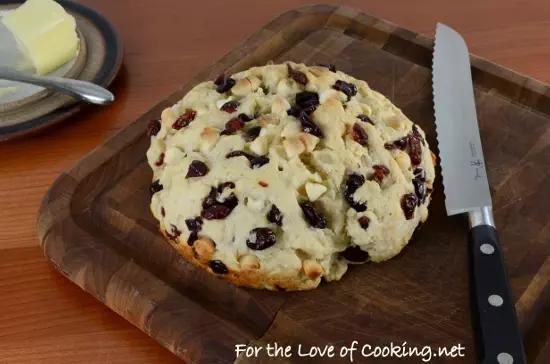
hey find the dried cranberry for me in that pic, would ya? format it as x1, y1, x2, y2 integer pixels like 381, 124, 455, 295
150, 180, 163, 195
357, 114, 374, 125
222, 193, 239, 210
318, 63, 336, 72
220, 101, 240, 113
172, 110, 197, 130
186, 160, 209, 178
295, 91, 319, 110
147, 119, 161, 137
185, 217, 203, 232
245, 126, 262, 141
155, 153, 165, 167
214, 73, 226, 85
371, 165, 390, 184
238, 113, 253, 122
395, 137, 408, 149
358, 216, 370, 229
344, 173, 367, 212
351, 123, 368, 146
344, 173, 365, 192
221, 117, 245, 135
214, 74, 236, 93
401, 193, 418, 220
251, 156, 270, 168
299, 202, 327, 229
385, 136, 409, 150
187, 231, 199, 246
226, 150, 254, 161
218, 78, 236, 93
226, 150, 268, 168
413, 179, 426, 205
201, 182, 239, 218
202, 187, 218, 208
201, 204, 232, 220
303, 105, 318, 115
246, 227, 277, 250
300, 112, 324, 138
413, 168, 426, 181
412, 125, 425, 145
267, 205, 283, 226
340, 246, 369, 263
287, 106, 302, 117
287, 64, 308, 86
408, 135, 422, 166
161, 207, 166, 217
333, 80, 357, 101
259, 181, 268, 187
210, 260, 229, 274
166, 225, 181, 241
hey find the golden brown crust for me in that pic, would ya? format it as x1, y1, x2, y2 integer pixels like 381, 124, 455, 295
161, 227, 320, 291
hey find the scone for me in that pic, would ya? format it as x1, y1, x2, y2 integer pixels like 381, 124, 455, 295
146, 63, 436, 291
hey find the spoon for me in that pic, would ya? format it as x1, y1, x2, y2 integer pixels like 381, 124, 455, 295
0, 66, 114, 105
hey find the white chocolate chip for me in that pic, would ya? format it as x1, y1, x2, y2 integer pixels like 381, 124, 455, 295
161, 107, 175, 124
247, 197, 266, 211
298, 132, 319, 153
305, 182, 327, 202
303, 259, 323, 280
276, 78, 293, 96
164, 147, 184, 164
283, 137, 306, 159
387, 118, 406, 130
393, 149, 411, 170
259, 114, 280, 127
250, 136, 268, 155
200, 127, 220, 152
240, 255, 260, 270
319, 90, 346, 104
271, 97, 291, 116
171, 104, 181, 118
248, 76, 261, 91
281, 122, 302, 138
231, 78, 253, 97
194, 238, 216, 262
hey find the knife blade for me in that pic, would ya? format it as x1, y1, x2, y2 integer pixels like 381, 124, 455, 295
433, 23, 526, 364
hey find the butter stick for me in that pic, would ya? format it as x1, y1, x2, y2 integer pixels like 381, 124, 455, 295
2, 0, 79, 75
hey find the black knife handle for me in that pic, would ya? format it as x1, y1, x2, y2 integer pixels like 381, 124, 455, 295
469, 225, 526, 364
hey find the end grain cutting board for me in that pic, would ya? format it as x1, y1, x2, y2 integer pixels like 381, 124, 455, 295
37, 5, 550, 363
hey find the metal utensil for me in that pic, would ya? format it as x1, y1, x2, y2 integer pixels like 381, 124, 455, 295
433, 23, 526, 364
0, 66, 114, 105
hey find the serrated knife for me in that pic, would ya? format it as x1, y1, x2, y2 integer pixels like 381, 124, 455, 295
433, 24, 526, 364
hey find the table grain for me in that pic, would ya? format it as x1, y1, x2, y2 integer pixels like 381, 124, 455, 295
1, 0, 549, 363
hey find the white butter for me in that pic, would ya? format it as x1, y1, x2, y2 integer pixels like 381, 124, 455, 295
2, 0, 79, 75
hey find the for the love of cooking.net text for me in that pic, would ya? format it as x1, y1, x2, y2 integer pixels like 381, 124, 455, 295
235, 341, 466, 362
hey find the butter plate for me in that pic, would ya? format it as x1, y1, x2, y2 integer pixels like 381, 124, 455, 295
0, 8, 88, 112
0, 0, 122, 142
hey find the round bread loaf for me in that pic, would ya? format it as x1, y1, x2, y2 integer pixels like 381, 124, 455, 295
147, 63, 436, 291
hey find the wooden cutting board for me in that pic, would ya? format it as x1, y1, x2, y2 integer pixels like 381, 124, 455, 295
37, 5, 550, 363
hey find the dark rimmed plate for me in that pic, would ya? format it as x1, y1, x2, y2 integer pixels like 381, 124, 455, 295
0, 0, 122, 142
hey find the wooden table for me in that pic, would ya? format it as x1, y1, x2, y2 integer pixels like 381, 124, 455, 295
1, 0, 549, 362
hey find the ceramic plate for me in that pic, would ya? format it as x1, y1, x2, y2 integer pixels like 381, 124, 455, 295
0, 0, 123, 142
0, 8, 88, 111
